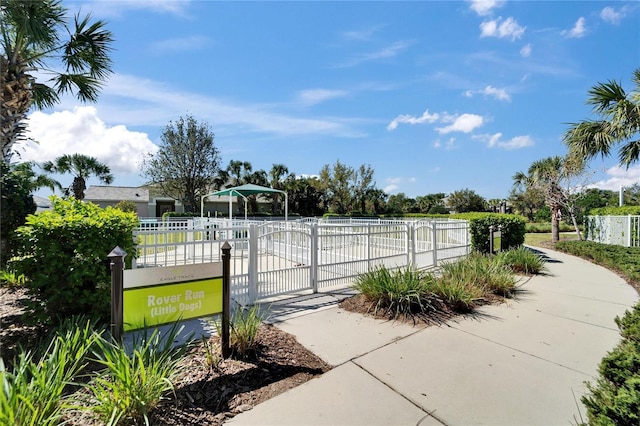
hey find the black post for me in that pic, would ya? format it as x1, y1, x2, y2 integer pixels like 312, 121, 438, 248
221, 241, 232, 358
108, 246, 127, 344
489, 225, 495, 254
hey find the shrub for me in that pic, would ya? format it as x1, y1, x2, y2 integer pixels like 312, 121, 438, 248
497, 246, 547, 275
114, 200, 138, 214
589, 206, 640, 216
453, 213, 526, 253
582, 304, 640, 426
0, 317, 100, 426
9, 197, 138, 324
353, 266, 434, 318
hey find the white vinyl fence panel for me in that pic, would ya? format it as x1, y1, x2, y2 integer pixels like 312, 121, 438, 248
584, 215, 640, 247
133, 218, 471, 304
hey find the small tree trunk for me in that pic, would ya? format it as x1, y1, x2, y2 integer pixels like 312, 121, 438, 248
568, 207, 583, 240
551, 206, 560, 243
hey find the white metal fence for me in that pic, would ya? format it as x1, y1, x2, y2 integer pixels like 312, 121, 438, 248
584, 215, 640, 247
132, 218, 471, 304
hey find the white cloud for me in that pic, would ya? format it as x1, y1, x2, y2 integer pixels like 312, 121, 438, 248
384, 184, 400, 193
151, 36, 211, 53
466, 85, 511, 101
562, 17, 587, 38
77, 0, 192, 18
474, 132, 533, 149
433, 138, 457, 150
337, 40, 412, 68
83, 73, 365, 138
480, 17, 525, 41
341, 27, 381, 41
520, 43, 532, 57
387, 109, 440, 131
21, 106, 158, 174
468, 0, 505, 16
600, 6, 628, 25
436, 113, 484, 134
591, 165, 640, 190
296, 89, 348, 106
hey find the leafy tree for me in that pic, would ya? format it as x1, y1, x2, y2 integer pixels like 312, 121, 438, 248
1, 0, 114, 161
508, 185, 546, 221
386, 193, 416, 215
446, 188, 486, 213
283, 174, 324, 217
564, 68, 640, 168
416, 193, 446, 214
141, 115, 221, 212
42, 154, 113, 200
352, 164, 376, 215
319, 160, 354, 214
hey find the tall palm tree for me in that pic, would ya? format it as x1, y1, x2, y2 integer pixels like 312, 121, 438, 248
1, 0, 114, 161
564, 68, 640, 167
513, 157, 566, 243
42, 154, 113, 200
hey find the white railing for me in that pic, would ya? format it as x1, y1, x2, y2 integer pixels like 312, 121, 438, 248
584, 215, 640, 247
133, 218, 471, 304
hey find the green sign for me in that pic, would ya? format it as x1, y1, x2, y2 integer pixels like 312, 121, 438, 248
123, 262, 223, 331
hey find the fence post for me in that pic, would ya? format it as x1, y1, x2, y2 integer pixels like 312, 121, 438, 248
409, 223, 416, 268
627, 215, 632, 247
432, 221, 438, 267
311, 224, 318, 293
366, 224, 371, 270
221, 241, 231, 359
108, 246, 127, 344
248, 224, 258, 303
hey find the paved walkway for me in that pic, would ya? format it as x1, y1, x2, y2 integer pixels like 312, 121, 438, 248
227, 246, 639, 426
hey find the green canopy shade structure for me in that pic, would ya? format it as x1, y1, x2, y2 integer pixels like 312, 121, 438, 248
200, 184, 288, 221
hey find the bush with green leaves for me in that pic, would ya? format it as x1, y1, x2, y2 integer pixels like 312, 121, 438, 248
439, 252, 516, 298
453, 213, 526, 253
582, 304, 640, 426
114, 200, 138, 214
9, 197, 138, 324
589, 206, 640, 216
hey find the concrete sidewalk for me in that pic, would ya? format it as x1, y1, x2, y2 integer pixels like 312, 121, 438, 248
227, 247, 639, 426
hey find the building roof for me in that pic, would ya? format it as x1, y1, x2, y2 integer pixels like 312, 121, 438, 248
84, 186, 150, 202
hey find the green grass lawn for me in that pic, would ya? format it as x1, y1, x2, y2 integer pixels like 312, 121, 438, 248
524, 232, 579, 247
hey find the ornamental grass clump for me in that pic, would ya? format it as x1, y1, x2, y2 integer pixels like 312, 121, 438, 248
212, 304, 264, 356
497, 246, 547, 275
87, 324, 188, 425
0, 316, 99, 426
439, 252, 516, 298
352, 266, 435, 319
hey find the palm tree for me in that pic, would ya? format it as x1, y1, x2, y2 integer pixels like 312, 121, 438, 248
1, 0, 114, 161
513, 156, 589, 243
564, 68, 640, 167
42, 154, 113, 200
268, 163, 289, 215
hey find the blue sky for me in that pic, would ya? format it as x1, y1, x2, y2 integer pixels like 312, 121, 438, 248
22, 0, 639, 200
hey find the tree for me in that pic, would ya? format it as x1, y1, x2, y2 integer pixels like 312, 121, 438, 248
508, 185, 546, 221
282, 174, 324, 217
319, 160, 354, 214
513, 156, 589, 242
352, 164, 376, 215
1, 0, 114, 161
416, 193, 446, 214
386, 193, 416, 215
564, 68, 640, 168
42, 153, 113, 200
0, 161, 58, 263
141, 115, 221, 212
268, 163, 289, 215
446, 188, 486, 213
